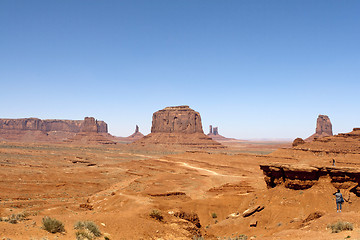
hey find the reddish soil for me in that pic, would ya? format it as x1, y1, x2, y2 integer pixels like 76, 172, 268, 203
0, 137, 359, 239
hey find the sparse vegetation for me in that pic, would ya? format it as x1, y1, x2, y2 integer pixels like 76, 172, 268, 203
74, 221, 101, 238
193, 236, 204, 240
216, 235, 247, 240
76, 228, 95, 240
41, 216, 65, 233
328, 221, 353, 233
211, 212, 217, 218
1, 212, 28, 224
149, 209, 163, 221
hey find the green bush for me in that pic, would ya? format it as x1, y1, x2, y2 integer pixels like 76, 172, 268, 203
42, 216, 65, 233
211, 212, 217, 219
328, 221, 353, 233
74, 221, 101, 237
149, 209, 163, 221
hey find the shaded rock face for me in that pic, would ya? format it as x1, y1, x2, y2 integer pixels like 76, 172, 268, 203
260, 163, 360, 195
128, 125, 144, 139
316, 115, 333, 136
151, 106, 203, 134
292, 138, 305, 147
305, 115, 333, 141
135, 125, 139, 133
213, 127, 219, 135
133, 106, 224, 149
0, 118, 108, 133
81, 117, 99, 133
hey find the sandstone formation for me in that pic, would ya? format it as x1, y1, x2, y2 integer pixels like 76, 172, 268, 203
0, 117, 107, 133
133, 106, 224, 149
207, 125, 234, 141
305, 115, 333, 141
292, 137, 305, 147
287, 128, 360, 155
260, 163, 360, 196
127, 125, 144, 140
213, 127, 218, 135
64, 117, 116, 145
0, 117, 113, 144
151, 105, 203, 134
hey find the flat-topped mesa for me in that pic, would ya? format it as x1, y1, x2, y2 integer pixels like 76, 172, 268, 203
151, 105, 203, 134
0, 117, 110, 143
305, 115, 333, 142
0, 117, 108, 133
133, 106, 224, 149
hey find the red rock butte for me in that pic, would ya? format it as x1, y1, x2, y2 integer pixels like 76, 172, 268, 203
133, 105, 224, 149
305, 114, 333, 141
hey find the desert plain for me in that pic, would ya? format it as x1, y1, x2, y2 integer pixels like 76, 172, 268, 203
1, 108, 360, 240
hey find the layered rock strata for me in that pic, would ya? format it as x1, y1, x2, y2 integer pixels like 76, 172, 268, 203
151, 105, 203, 134
305, 115, 333, 141
0, 117, 113, 144
64, 117, 116, 144
133, 106, 224, 149
260, 163, 360, 196
0, 117, 107, 133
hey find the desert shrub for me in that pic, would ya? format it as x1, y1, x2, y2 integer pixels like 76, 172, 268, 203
74, 221, 101, 237
76, 228, 95, 240
328, 221, 353, 233
192, 236, 204, 240
211, 212, 217, 218
225, 235, 248, 240
2, 212, 28, 224
42, 216, 65, 233
149, 209, 163, 221
104, 237, 110, 240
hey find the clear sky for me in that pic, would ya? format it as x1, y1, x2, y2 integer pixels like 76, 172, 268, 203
1, 1, 359, 139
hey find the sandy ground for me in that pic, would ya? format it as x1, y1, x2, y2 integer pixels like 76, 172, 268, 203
0, 141, 359, 240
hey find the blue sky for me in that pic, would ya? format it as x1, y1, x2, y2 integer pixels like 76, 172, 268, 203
1, 1, 359, 139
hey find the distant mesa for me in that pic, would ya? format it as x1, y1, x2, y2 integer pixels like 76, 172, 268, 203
0, 117, 108, 133
207, 125, 234, 141
305, 115, 333, 142
65, 117, 116, 145
0, 117, 115, 144
133, 105, 224, 149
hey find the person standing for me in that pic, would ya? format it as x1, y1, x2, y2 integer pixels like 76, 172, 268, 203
333, 189, 344, 212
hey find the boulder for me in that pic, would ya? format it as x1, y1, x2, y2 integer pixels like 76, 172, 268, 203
242, 205, 264, 217
292, 138, 305, 147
